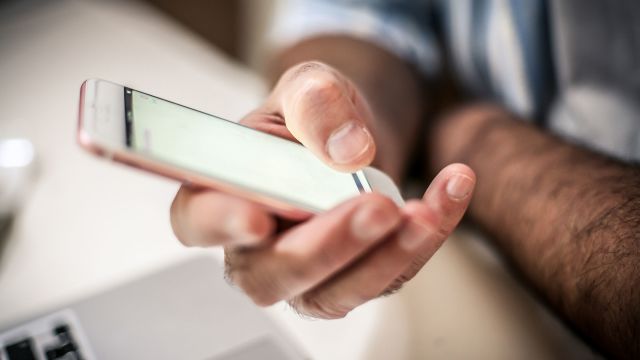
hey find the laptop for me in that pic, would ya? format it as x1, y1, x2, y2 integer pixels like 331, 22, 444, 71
0, 256, 307, 359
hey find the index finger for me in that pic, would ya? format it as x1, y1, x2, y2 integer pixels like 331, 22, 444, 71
170, 186, 276, 248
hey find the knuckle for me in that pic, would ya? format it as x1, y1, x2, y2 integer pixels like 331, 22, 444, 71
239, 111, 285, 128
421, 218, 450, 242
422, 224, 450, 251
435, 225, 451, 241
284, 248, 344, 289
289, 61, 327, 79
297, 293, 352, 319
302, 77, 343, 106
413, 205, 452, 241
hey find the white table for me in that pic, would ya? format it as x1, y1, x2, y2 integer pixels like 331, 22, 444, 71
0, 1, 596, 359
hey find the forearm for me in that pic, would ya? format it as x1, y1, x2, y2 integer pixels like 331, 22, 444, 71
270, 36, 427, 181
430, 104, 640, 358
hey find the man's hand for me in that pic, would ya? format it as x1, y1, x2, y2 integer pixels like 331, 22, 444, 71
170, 62, 476, 318
243, 61, 377, 172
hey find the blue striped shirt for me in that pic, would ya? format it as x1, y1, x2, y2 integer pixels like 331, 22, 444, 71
270, 0, 640, 160
271, 0, 554, 120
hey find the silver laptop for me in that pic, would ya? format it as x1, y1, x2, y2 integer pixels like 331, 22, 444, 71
0, 256, 307, 359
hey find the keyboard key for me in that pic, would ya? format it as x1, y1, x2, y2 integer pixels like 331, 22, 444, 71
46, 324, 82, 360
5, 338, 36, 360
46, 347, 82, 360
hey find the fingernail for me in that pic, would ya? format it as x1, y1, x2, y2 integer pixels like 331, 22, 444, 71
397, 221, 432, 251
446, 173, 474, 201
351, 203, 398, 242
326, 121, 372, 165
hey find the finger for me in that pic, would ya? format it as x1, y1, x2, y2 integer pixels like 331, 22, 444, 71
170, 186, 276, 248
225, 193, 402, 306
269, 61, 376, 171
410, 163, 476, 236
289, 208, 432, 319
390, 163, 476, 284
288, 164, 475, 319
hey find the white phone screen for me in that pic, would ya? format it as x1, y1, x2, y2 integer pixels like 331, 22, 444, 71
124, 88, 365, 212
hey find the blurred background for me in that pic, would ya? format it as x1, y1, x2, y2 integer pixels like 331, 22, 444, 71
0, 0, 601, 359
127, 0, 276, 70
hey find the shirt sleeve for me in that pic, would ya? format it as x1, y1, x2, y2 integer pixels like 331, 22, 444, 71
268, 0, 441, 77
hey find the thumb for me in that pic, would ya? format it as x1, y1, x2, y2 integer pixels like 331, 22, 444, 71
269, 62, 376, 172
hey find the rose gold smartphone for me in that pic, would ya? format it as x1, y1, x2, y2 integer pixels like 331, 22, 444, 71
77, 79, 403, 217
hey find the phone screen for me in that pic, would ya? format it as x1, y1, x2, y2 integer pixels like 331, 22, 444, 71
123, 88, 367, 212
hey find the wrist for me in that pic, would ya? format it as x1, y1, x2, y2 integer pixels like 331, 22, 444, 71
428, 103, 514, 171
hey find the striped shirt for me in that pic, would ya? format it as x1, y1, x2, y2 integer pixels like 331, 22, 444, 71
270, 0, 640, 161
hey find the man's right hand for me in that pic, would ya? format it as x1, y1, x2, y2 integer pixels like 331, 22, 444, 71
170, 61, 476, 318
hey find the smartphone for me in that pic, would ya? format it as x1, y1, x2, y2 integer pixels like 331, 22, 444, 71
77, 79, 403, 217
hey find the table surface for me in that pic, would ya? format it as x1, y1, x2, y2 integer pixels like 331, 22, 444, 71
0, 1, 598, 359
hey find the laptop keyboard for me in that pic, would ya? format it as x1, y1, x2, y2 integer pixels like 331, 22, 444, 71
4, 324, 81, 360
1, 308, 303, 360
0, 310, 95, 360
